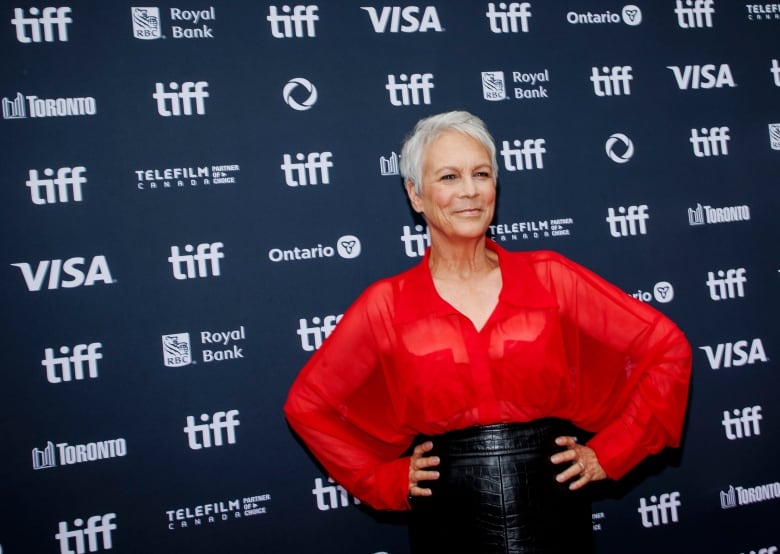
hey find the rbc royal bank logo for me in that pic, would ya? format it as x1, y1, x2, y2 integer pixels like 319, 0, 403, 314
162, 333, 191, 367
131, 7, 162, 39
769, 123, 780, 150
482, 71, 506, 101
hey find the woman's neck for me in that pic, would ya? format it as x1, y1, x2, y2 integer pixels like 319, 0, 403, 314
427, 237, 497, 281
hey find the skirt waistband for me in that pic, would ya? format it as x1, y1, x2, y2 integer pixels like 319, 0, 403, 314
424, 418, 576, 456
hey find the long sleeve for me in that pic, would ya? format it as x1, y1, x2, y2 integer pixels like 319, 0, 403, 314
531, 252, 692, 479
284, 282, 414, 511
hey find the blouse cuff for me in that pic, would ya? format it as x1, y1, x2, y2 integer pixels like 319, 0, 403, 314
586, 418, 653, 480
358, 456, 413, 511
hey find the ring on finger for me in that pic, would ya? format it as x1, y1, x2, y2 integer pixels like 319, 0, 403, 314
577, 460, 585, 472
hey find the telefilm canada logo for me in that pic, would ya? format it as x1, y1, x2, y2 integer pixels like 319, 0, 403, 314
131, 7, 217, 40
135, 164, 240, 191
162, 325, 248, 367
166, 493, 272, 530
745, 3, 780, 21
489, 218, 574, 242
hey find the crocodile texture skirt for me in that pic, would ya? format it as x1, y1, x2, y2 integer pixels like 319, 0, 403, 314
408, 419, 594, 554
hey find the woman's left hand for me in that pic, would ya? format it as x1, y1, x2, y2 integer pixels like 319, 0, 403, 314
550, 436, 607, 490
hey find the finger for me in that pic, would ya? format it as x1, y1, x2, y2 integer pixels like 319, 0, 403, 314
555, 464, 581, 483
550, 445, 579, 465
412, 468, 440, 483
409, 484, 433, 497
413, 441, 434, 457
554, 435, 578, 448
413, 454, 440, 469
567, 474, 589, 491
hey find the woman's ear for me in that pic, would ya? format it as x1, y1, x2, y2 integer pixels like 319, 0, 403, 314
405, 180, 423, 214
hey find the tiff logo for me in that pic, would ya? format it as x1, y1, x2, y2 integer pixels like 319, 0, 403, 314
267, 5, 318, 38
312, 476, 361, 511
386, 73, 434, 106
706, 268, 746, 301
675, 0, 715, 28
42, 342, 102, 383
772, 59, 780, 87
690, 126, 730, 157
153, 81, 209, 116
590, 66, 632, 96
499, 138, 546, 171
183, 409, 240, 450
297, 314, 342, 351
12, 256, 113, 291
168, 242, 224, 280
11, 7, 72, 43
26, 166, 86, 205
638, 492, 682, 528
722, 405, 762, 440
400, 224, 430, 258
55, 513, 117, 554
486, 2, 531, 33
606, 205, 649, 237
361, 6, 443, 33
280, 152, 333, 186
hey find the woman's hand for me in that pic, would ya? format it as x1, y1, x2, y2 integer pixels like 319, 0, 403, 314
550, 436, 607, 490
408, 441, 440, 497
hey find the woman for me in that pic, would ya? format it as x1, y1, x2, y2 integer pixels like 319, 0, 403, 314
284, 111, 691, 553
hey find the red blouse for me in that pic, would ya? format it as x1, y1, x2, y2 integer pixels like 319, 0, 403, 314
284, 240, 692, 511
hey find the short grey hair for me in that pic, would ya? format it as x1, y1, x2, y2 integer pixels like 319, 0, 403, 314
400, 110, 498, 195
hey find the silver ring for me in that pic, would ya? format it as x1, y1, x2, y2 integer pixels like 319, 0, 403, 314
577, 460, 585, 472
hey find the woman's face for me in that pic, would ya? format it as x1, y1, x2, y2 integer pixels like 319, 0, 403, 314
407, 130, 497, 243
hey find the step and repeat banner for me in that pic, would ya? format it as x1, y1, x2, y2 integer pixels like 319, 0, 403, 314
1, 1, 778, 553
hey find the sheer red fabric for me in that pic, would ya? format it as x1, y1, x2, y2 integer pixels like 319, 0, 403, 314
284, 240, 692, 511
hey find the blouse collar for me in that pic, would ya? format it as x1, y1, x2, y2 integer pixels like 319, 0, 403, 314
393, 238, 557, 325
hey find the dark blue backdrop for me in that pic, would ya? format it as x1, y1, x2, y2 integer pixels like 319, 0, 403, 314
2, 2, 778, 553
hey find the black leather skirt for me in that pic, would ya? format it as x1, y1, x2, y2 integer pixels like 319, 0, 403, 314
408, 419, 594, 554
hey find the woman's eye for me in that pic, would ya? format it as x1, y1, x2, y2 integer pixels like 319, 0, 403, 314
475, 171, 491, 178
440, 174, 457, 181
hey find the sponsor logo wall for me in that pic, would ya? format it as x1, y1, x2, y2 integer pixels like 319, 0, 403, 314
1, 2, 777, 553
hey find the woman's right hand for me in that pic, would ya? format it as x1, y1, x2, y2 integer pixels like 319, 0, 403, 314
408, 441, 441, 497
